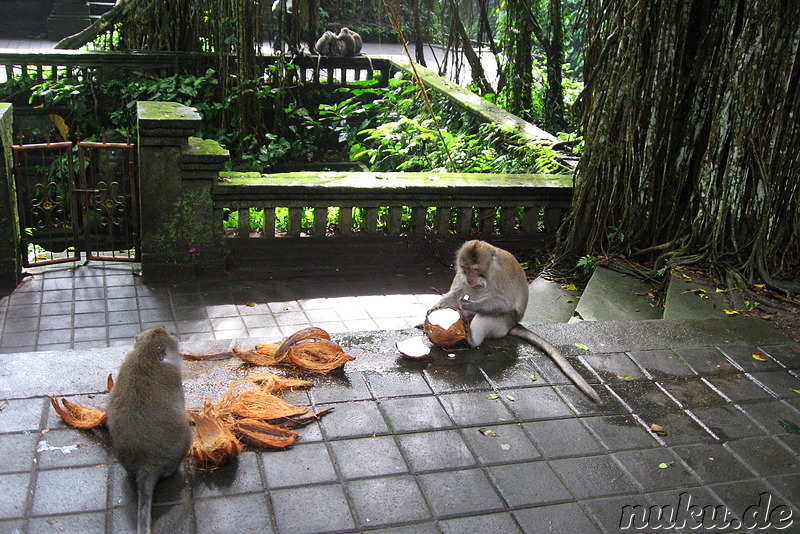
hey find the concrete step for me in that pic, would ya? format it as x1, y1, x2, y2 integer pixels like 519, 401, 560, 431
574, 266, 661, 321
88, 2, 115, 16
662, 271, 743, 319
522, 276, 579, 323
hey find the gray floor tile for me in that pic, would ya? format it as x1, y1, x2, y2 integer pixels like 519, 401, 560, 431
329, 435, 408, 479
347, 475, 431, 528
514, 502, 602, 534
32, 465, 107, 515
261, 442, 338, 489
549, 455, 639, 499
271, 484, 356, 533
194, 493, 273, 534
488, 460, 573, 507
379, 396, 454, 433
397, 430, 475, 472
418, 467, 505, 518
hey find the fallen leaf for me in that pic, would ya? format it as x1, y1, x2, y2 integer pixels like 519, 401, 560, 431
478, 428, 497, 437
574, 343, 589, 351
566, 283, 578, 291
246, 302, 257, 307
792, 389, 800, 395
723, 309, 739, 316
752, 352, 768, 362
505, 395, 516, 402
485, 394, 500, 400
530, 374, 538, 382
621, 376, 635, 381
779, 419, 800, 435
658, 462, 673, 469
500, 443, 511, 451
650, 423, 668, 436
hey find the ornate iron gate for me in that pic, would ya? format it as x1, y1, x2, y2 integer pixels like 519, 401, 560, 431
13, 138, 139, 267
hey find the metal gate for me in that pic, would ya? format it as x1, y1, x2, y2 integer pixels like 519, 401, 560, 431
13, 137, 139, 267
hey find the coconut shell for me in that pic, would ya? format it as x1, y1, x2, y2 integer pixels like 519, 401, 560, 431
424, 308, 468, 348
50, 397, 107, 430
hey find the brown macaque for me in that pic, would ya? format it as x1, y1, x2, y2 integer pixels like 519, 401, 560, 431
107, 326, 192, 534
433, 240, 602, 403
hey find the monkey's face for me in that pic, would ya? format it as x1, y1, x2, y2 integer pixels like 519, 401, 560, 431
463, 264, 486, 289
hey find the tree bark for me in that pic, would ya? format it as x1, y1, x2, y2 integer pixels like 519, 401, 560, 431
560, 0, 800, 283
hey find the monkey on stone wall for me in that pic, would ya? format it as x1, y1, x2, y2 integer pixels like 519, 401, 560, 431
432, 240, 602, 403
107, 326, 192, 534
314, 27, 363, 56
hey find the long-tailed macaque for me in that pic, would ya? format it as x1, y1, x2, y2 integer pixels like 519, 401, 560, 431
107, 326, 192, 534
315, 30, 344, 56
337, 27, 362, 55
433, 240, 602, 403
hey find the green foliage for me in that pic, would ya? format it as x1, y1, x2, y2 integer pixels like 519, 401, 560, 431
576, 255, 598, 274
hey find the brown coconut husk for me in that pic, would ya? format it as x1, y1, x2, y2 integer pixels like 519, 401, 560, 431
187, 399, 243, 467
246, 372, 313, 394
254, 333, 355, 374
273, 327, 331, 358
50, 397, 107, 429
232, 347, 284, 366
230, 389, 309, 420
233, 418, 300, 449
286, 340, 356, 374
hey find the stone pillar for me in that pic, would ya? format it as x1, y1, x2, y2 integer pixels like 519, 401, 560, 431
136, 101, 228, 280
0, 104, 21, 289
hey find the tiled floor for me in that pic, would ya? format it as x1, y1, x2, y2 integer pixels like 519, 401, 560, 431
1, 315, 799, 533
0, 261, 452, 353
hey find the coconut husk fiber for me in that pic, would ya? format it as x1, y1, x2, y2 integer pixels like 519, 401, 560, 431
187, 399, 243, 467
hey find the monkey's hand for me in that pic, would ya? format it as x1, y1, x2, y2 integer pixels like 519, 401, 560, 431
459, 295, 510, 316
431, 293, 460, 312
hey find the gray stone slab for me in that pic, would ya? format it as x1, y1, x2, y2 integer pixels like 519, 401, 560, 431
522, 276, 578, 323
663, 272, 741, 319
575, 266, 662, 321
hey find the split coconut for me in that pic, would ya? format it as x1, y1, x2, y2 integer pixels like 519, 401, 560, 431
424, 307, 467, 348
396, 307, 468, 360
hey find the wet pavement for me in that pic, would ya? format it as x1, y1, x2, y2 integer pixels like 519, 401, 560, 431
1, 262, 800, 533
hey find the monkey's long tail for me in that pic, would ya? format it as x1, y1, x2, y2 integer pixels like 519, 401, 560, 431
509, 325, 602, 404
136, 475, 156, 534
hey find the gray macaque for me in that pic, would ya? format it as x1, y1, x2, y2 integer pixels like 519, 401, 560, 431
433, 240, 602, 403
315, 30, 344, 56
337, 27, 362, 55
107, 326, 192, 534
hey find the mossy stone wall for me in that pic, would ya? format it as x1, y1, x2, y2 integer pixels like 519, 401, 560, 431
137, 102, 228, 280
0, 104, 20, 288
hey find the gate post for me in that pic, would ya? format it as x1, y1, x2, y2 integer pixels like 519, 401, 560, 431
0, 103, 21, 289
137, 101, 228, 280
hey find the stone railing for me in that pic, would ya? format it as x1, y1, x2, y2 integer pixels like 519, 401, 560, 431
133, 101, 571, 278
0, 49, 391, 88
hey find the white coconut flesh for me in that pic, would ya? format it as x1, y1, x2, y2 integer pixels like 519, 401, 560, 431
396, 336, 431, 359
427, 307, 462, 329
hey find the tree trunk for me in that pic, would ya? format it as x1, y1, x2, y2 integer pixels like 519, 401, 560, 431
560, 0, 800, 286
506, 0, 533, 118
542, 0, 566, 132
